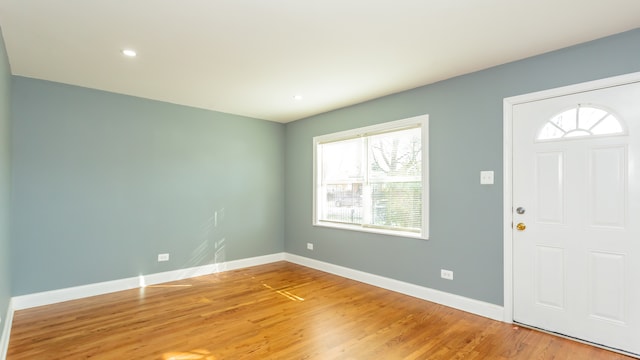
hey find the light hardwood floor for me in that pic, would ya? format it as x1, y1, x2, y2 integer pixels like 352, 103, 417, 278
7, 261, 635, 359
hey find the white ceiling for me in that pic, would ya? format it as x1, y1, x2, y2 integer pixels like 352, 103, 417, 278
1, 1, 639, 123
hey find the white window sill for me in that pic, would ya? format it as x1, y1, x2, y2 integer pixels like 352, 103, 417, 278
313, 221, 428, 240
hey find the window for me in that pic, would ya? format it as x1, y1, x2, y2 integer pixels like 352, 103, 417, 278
313, 115, 429, 239
537, 105, 625, 141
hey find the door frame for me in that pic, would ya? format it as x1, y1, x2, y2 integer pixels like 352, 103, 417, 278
502, 71, 640, 323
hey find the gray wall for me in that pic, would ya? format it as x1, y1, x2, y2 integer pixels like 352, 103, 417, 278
6, 27, 640, 307
0, 29, 11, 331
284, 28, 640, 306
10, 77, 285, 295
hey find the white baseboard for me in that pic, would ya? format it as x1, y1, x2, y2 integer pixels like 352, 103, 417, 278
12, 253, 286, 311
0, 298, 14, 360
8, 252, 503, 334
285, 253, 505, 321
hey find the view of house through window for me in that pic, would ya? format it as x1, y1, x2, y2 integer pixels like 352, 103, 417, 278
313, 115, 428, 239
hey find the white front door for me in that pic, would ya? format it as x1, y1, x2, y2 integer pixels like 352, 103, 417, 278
512, 80, 640, 355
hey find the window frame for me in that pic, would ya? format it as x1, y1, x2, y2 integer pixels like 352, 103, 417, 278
536, 105, 627, 142
312, 115, 429, 239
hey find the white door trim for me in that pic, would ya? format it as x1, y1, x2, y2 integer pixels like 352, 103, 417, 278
502, 71, 640, 323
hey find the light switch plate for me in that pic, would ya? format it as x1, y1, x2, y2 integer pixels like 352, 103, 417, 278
480, 170, 494, 185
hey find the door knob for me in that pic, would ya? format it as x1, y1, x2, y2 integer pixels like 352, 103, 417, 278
516, 223, 526, 231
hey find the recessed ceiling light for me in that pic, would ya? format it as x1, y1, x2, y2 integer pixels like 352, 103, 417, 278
293, 95, 303, 101
121, 49, 137, 57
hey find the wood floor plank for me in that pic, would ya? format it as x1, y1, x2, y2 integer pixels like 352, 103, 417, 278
7, 261, 635, 359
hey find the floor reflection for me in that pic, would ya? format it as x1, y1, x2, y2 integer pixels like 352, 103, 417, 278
163, 349, 216, 360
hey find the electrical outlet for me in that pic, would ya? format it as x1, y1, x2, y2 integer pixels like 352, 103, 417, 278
441, 269, 454, 280
307, 243, 314, 250
158, 253, 170, 262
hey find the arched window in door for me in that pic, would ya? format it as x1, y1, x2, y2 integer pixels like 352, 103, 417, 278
537, 105, 625, 141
